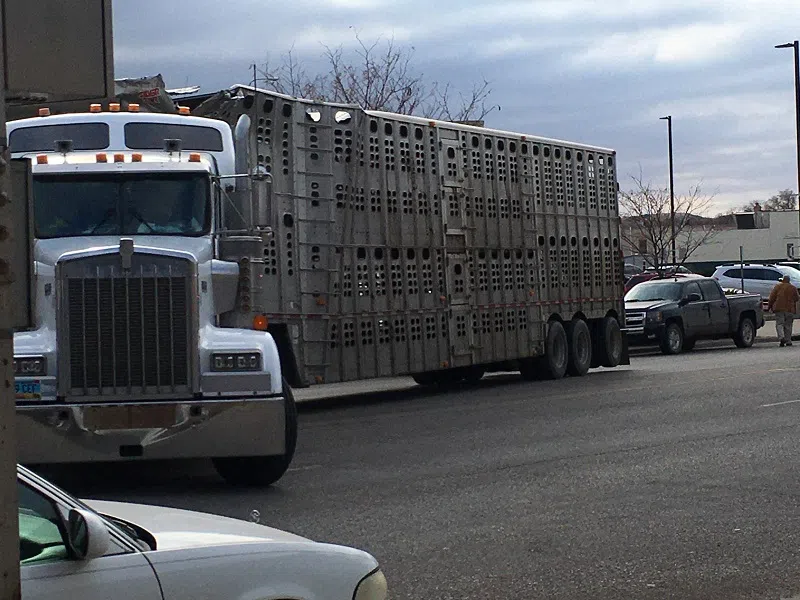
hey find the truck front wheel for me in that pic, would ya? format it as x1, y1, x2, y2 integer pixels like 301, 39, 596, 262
734, 316, 756, 348
213, 378, 298, 487
660, 322, 684, 355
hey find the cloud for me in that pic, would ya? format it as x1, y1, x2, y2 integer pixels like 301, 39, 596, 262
111, 0, 800, 214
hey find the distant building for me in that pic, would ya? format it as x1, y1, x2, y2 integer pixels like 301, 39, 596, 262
682, 204, 800, 273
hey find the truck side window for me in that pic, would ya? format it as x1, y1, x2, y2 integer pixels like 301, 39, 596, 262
742, 268, 761, 280
698, 280, 722, 300
685, 281, 703, 300
724, 268, 742, 278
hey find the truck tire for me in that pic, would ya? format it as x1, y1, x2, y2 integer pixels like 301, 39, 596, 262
734, 316, 756, 348
566, 319, 592, 377
521, 320, 569, 381
660, 322, 684, 355
463, 366, 486, 383
596, 316, 623, 367
412, 372, 439, 386
212, 377, 298, 487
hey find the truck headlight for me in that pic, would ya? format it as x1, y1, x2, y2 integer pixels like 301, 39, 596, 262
354, 568, 387, 600
14, 356, 46, 376
210, 352, 261, 372
647, 311, 663, 323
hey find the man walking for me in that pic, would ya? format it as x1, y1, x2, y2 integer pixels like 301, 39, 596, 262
768, 275, 800, 346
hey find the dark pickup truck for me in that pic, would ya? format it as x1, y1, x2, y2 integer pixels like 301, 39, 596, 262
624, 276, 764, 355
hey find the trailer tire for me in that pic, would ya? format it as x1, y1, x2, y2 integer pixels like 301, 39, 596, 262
212, 377, 298, 487
597, 316, 624, 367
463, 366, 486, 383
521, 320, 568, 381
412, 372, 439, 386
566, 319, 592, 377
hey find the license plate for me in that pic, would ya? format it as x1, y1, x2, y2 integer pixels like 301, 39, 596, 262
83, 405, 177, 431
15, 381, 41, 400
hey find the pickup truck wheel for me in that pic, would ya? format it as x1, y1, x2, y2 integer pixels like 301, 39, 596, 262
566, 319, 592, 377
660, 322, 684, 355
597, 316, 623, 367
734, 316, 756, 348
212, 378, 298, 487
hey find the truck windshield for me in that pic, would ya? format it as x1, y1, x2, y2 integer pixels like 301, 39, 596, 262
625, 281, 684, 302
32, 172, 210, 239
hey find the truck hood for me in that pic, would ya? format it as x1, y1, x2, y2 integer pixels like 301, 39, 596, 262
34, 235, 213, 267
625, 300, 674, 312
85, 499, 311, 551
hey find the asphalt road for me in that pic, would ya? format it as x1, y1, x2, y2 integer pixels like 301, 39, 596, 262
38, 341, 800, 600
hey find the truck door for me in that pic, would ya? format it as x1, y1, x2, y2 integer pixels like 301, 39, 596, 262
698, 279, 728, 335
682, 280, 710, 337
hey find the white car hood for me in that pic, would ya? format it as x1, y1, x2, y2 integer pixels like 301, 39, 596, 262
85, 499, 311, 551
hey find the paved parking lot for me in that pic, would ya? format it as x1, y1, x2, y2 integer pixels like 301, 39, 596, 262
39, 342, 800, 599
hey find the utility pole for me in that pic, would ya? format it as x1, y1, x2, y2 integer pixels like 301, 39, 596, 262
775, 41, 800, 244
660, 115, 676, 266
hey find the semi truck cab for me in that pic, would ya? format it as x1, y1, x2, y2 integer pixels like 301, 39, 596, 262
8, 105, 296, 486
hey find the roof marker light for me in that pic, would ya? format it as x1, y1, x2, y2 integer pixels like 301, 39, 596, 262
109, 103, 121, 112
89, 104, 102, 113
38, 108, 50, 117
96, 153, 108, 163
188, 152, 202, 163
178, 106, 191, 116
131, 153, 143, 162
113, 153, 125, 163
128, 103, 140, 112
36, 155, 48, 165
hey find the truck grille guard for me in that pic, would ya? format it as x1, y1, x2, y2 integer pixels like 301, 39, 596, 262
56, 245, 199, 400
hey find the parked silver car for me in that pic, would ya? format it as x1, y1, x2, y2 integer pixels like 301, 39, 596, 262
712, 264, 800, 298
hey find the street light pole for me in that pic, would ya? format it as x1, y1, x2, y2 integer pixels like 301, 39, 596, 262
776, 40, 800, 243
660, 115, 676, 266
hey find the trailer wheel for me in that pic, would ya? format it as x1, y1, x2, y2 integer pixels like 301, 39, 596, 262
597, 316, 624, 367
412, 372, 439, 386
521, 320, 569, 380
463, 366, 486, 383
212, 377, 298, 487
566, 319, 592, 377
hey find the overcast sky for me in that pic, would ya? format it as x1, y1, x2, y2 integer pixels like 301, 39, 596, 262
113, 0, 800, 214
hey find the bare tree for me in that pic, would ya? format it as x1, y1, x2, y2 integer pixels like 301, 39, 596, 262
258, 33, 494, 121
738, 189, 796, 212
766, 188, 796, 210
620, 174, 718, 272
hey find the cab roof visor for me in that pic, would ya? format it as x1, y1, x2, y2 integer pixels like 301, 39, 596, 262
54, 139, 73, 154
163, 138, 182, 153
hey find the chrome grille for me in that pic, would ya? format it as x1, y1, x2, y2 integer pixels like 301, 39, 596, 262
625, 311, 645, 327
60, 253, 194, 397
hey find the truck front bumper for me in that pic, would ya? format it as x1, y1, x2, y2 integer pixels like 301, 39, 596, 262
624, 323, 666, 346
16, 396, 286, 464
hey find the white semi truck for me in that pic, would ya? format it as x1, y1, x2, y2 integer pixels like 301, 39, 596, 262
8, 103, 296, 486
